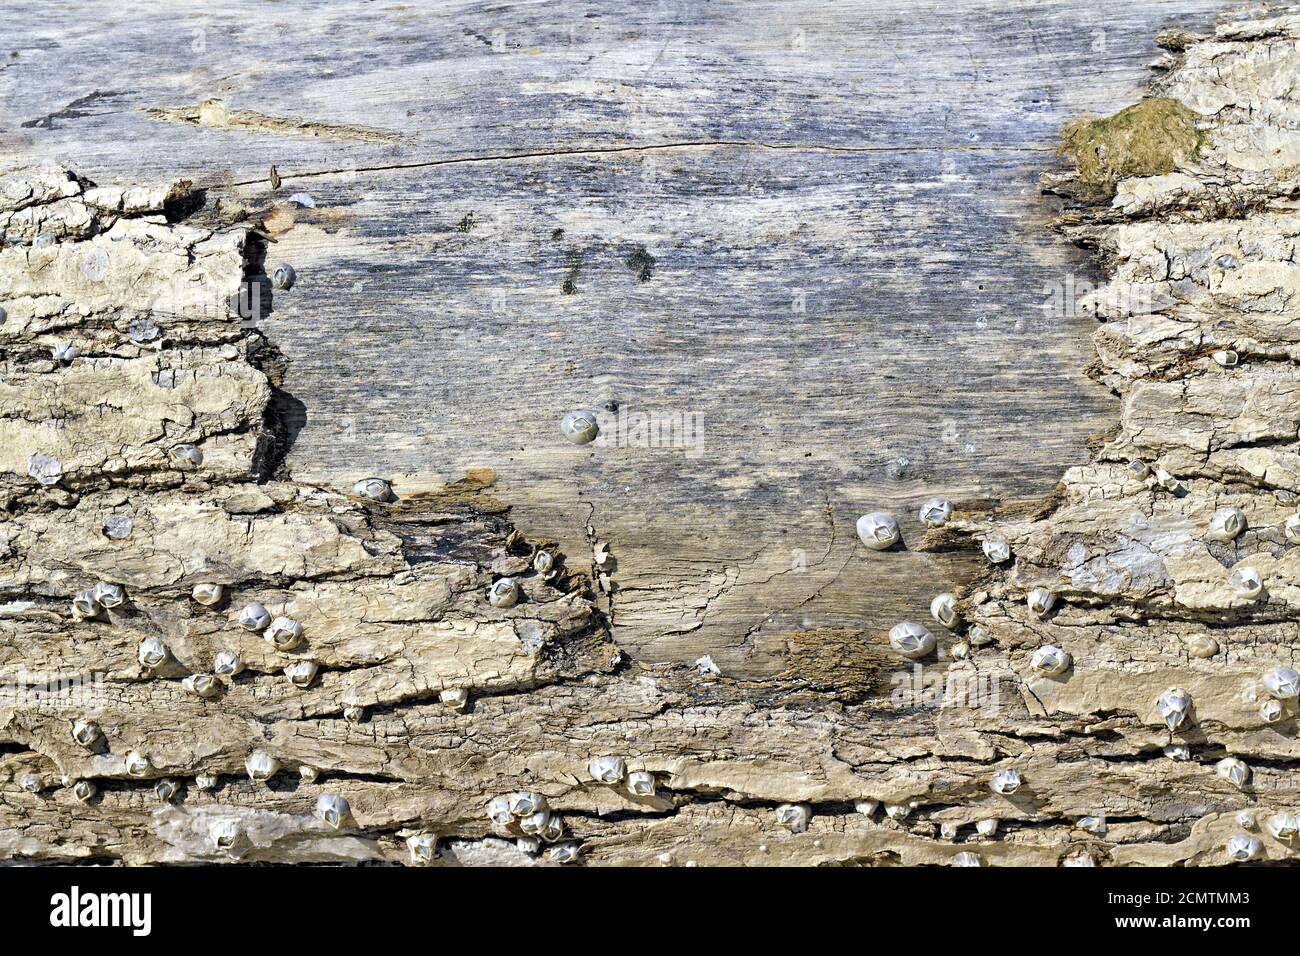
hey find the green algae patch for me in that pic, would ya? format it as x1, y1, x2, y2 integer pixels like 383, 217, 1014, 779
1059, 98, 1206, 198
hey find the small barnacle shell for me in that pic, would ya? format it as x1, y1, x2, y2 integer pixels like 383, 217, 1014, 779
951, 851, 983, 867
487, 795, 514, 827
929, 592, 958, 629
284, 660, 318, 688
855, 800, 878, 817
990, 769, 1022, 795
1225, 834, 1262, 862
517, 836, 542, 855
1229, 565, 1263, 599
488, 577, 520, 609
1237, 810, 1257, 830
1062, 853, 1096, 867
1029, 644, 1071, 677
211, 819, 248, 858
1216, 757, 1250, 789
1164, 745, 1191, 761
918, 497, 953, 527
518, 808, 552, 836
264, 616, 305, 651
1183, 634, 1219, 659
588, 755, 626, 785
91, 582, 126, 609
1260, 698, 1287, 724
775, 803, 811, 833
272, 263, 296, 290
103, 514, 133, 539
1156, 687, 1193, 731
191, 583, 224, 606
507, 791, 546, 817
245, 750, 280, 783
237, 603, 271, 631
1153, 466, 1182, 492
51, 341, 79, 362
1267, 812, 1299, 843
73, 780, 96, 803
950, 641, 970, 660
71, 719, 102, 749
532, 550, 555, 576
407, 832, 439, 865
975, 818, 998, 837
138, 637, 169, 670
343, 706, 364, 724
182, 673, 221, 699
541, 813, 566, 843
19, 773, 42, 793
1285, 513, 1300, 543
1263, 666, 1300, 700
981, 538, 1011, 563
170, 443, 203, 468
1206, 507, 1247, 542
1128, 459, 1150, 480
626, 770, 656, 797
940, 822, 959, 839
968, 624, 992, 646
71, 590, 101, 620
315, 792, 350, 829
560, 410, 599, 445
299, 766, 319, 783
695, 655, 721, 678
154, 779, 180, 803
547, 842, 580, 864
856, 511, 900, 550
439, 687, 469, 711
124, 751, 151, 777
1077, 816, 1107, 836
888, 621, 935, 659
883, 803, 911, 820
28, 452, 62, 486
1211, 349, 1239, 368
352, 477, 392, 501
195, 773, 218, 791
213, 650, 243, 677
1025, 588, 1056, 617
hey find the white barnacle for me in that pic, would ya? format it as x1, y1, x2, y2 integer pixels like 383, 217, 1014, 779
170, 443, 203, 468
1128, 459, 1150, 480
990, 769, 1022, 796
1260, 699, 1287, 724
532, 550, 556, 576
138, 637, 169, 670
284, 660, 318, 689
264, 616, 304, 651
213, 650, 243, 677
981, 538, 1011, 563
695, 655, 721, 678
343, 706, 364, 724
1062, 853, 1096, 867
1156, 688, 1193, 731
91, 582, 126, 609
1225, 834, 1262, 863
588, 755, 626, 785
1183, 634, 1219, 659
315, 792, 350, 829
1267, 812, 1299, 843
541, 814, 566, 843
1237, 810, 1257, 831
103, 515, 133, 539
517, 836, 542, 855
487, 795, 514, 827
27, 453, 62, 486
951, 851, 983, 867
547, 842, 580, 864
299, 766, 319, 783
191, 583, 224, 606
1263, 666, 1300, 700
855, 800, 878, 817
237, 603, 271, 631
1153, 466, 1183, 493
124, 751, 151, 777
1025, 588, 1056, 617
1216, 757, 1250, 789
1286, 514, 1300, 543
71, 720, 102, 750
918, 497, 953, 527
51, 341, 79, 362
488, 577, 520, 609
73, 780, 96, 803
950, 641, 970, 660
560, 410, 599, 445
71, 590, 101, 620
626, 771, 656, 797
884, 803, 911, 821
211, 819, 248, 858
1211, 349, 1239, 368
154, 779, 180, 803
929, 592, 958, 629
182, 673, 221, 699
856, 511, 900, 550
352, 477, 392, 501
19, 773, 41, 794
968, 624, 992, 646
439, 688, 469, 711
975, 818, 998, 837
940, 822, 959, 840
775, 803, 811, 833
507, 792, 546, 817
1029, 644, 1071, 677
518, 808, 552, 836
1206, 507, 1247, 542
407, 832, 439, 865
1077, 816, 1107, 836
1163, 745, 1191, 761
272, 263, 296, 290
195, 773, 218, 791
1229, 565, 1264, 599
245, 750, 280, 783
888, 621, 935, 659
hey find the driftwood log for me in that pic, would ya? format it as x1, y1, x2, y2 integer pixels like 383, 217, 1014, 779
0, 1, 1298, 865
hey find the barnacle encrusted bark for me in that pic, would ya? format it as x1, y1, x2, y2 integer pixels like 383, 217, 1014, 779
1, 7, 1297, 866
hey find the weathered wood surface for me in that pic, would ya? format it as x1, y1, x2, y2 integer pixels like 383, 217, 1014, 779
0, 0, 1228, 677
8, 0, 1300, 869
